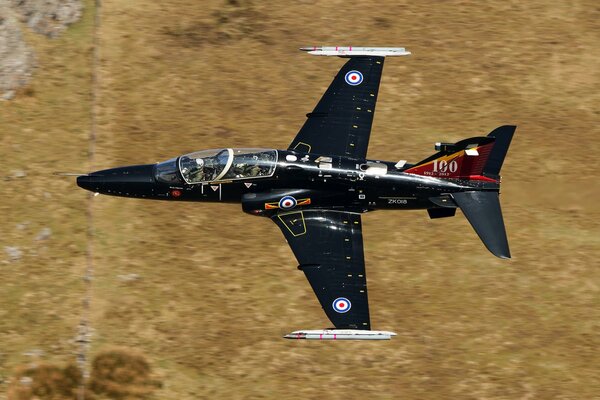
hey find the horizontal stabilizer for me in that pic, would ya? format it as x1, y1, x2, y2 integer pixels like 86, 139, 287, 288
452, 191, 511, 259
284, 329, 396, 340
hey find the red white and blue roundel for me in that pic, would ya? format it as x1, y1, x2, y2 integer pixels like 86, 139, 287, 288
344, 70, 363, 86
279, 195, 297, 210
332, 297, 351, 313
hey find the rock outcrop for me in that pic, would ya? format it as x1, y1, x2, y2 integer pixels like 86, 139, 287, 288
0, 0, 82, 100
0, 4, 34, 100
11, 0, 83, 38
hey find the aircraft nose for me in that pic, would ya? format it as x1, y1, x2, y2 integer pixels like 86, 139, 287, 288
77, 174, 101, 192
77, 164, 157, 197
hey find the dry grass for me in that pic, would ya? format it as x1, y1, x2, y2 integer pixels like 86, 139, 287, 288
7, 362, 80, 400
2, 0, 600, 399
88, 348, 160, 399
0, 0, 93, 391
6, 349, 158, 400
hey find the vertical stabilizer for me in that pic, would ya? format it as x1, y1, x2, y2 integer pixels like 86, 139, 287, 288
452, 191, 511, 259
484, 125, 515, 179
404, 125, 516, 182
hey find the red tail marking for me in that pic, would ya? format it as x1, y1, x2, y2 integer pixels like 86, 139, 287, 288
404, 142, 495, 180
467, 175, 499, 183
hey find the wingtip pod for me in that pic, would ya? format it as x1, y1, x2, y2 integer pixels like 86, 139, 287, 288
300, 46, 411, 57
284, 329, 397, 340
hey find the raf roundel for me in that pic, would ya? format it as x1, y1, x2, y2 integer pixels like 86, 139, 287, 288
344, 70, 363, 86
279, 195, 297, 210
332, 297, 352, 313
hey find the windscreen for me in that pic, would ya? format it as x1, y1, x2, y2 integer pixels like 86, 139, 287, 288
155, 158, 183, 184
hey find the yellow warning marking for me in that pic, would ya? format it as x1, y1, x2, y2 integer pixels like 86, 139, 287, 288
277, 211, 306, 237
293, 142, 312, 153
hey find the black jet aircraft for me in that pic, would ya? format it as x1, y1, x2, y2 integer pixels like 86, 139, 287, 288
77, 47, 515, 340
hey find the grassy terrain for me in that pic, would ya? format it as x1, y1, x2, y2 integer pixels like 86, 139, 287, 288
0, 0, 94, 392
2, 0, 600, 398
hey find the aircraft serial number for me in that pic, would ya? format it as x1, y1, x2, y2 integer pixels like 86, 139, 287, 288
388, 199, 408, 204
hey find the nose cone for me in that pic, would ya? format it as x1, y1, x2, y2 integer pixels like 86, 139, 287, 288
77, 174, 98, 192
77, 164, 157, 198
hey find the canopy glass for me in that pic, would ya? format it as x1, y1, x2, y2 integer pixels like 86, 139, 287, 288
178, 148, 277, 184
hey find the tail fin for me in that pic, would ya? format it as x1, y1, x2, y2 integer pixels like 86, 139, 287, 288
452, 191, 510, 258
404, 125, 516, 182
483, 125, 515, 179
415, 126, 516, 258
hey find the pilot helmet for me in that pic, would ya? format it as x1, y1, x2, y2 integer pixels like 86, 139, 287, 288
195, 158, 204, 168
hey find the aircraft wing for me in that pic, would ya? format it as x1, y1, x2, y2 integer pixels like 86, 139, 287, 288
272, 210, 370, 329
288, 56, 386, 159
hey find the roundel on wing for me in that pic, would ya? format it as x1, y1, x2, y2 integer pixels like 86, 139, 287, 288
279, 195, 297, 210
332, 297, 351, 313
344, 70, 363, 86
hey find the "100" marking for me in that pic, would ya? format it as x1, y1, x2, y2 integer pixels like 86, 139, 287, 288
432, 159, 458, 173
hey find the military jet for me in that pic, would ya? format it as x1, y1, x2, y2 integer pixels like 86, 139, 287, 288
77, 47, 515, 340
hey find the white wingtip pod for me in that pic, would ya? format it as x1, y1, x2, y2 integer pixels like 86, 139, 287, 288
299, 46, 411, 57
284, 329, 397, 340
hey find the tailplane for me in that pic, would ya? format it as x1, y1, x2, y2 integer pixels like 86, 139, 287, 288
452, 191, 511, 258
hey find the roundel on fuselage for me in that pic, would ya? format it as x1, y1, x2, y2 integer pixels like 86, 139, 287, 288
279, 196, 297, 210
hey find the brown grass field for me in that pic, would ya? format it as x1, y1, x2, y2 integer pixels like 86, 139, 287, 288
1, 0, 599, 398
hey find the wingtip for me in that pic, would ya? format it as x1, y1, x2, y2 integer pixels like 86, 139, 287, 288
492, 248, 511, 259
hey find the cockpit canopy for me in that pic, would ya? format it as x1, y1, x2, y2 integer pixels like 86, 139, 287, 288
178, 148, 277, 184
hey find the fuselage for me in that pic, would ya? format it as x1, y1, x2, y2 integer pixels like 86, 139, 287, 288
77, 148, 499, 216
